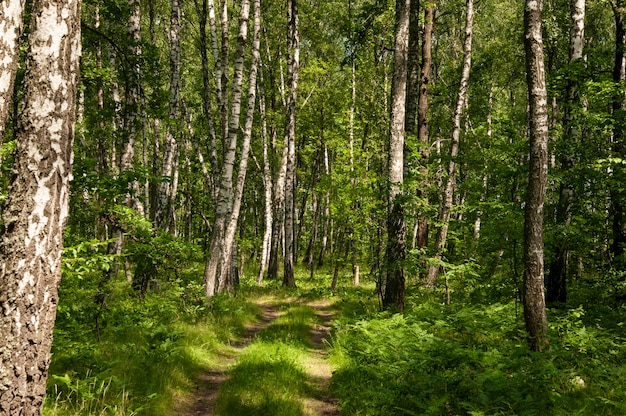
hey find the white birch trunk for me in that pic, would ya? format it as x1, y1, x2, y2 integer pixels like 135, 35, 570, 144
283, 0, 300, 288
0, 0, 24, 144
426, 0, 474, 288
383, 0, 410, 312
204, 0, 251, 297
218, 0, 261, 293
257, 64, 274, 284
0, 0, 81, 411
156, 0, 182, 231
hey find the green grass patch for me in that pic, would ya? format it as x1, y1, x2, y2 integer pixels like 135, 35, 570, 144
213, 300, 326, 416
44, 268, 263, 415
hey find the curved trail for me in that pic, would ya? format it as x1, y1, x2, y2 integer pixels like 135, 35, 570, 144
179, 298, 341, 416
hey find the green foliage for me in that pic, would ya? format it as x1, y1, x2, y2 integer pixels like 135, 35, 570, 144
331, 294, 626, 415
45, 251, 260, 415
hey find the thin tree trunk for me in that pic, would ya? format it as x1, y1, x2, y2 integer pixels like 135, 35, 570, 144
0, 0, 25, 145
523, 0, 550, 352
283, 0, 300, 288
204, 0, 251, 297
267, 137, 288, 279
257, 63, 274, 284
426, 0, 474, 288
194, 0, 220, 200
547, 0, 585, 304
0, 0, 80, 411
383, 0, 410, 312
416, 0, 435, 254
155, 0, 182, 231
218, 0, 261, 293
121, 0, 145, 216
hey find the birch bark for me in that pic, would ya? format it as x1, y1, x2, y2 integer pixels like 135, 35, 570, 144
0, 0, 81, 411
415, 1, 435, 254
0, 0, 24, 144
155, 0, 182, 231
383, 0, 410, 312
203, 0, 251, 297
426, 0, 473, 288
523, 0, 550, 352
283, 0, 300, 288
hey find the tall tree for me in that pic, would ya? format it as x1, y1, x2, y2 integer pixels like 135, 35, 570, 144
611, 0, 626, 265
415, 0, 435, 253
283, 0, 300, 288
0, 0, 25, 144
155, 0, 183, 232
0, 0, 81, 411
427, 0, 474, 287
383, 0, 410, 312
203, 0, 253, 297
547, 0, 585, 303
523, 0, 550, 352
121, 0, 145, 216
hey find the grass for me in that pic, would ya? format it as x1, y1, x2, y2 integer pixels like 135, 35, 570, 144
44, 259, 626, 416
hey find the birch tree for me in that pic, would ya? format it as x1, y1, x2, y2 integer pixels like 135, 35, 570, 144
0, 0, 81, 412
523, 0, 550, 352
383, 0, 410, 312
547, 0, 585, 303
155, 0, 182, 232
426, 0, 474, 288
283, 0, 300, 288
0, 0, 24, 144
203, 0, 254, 297
415, 0, 435, 253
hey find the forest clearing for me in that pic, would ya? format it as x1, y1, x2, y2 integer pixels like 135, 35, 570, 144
2, 0, 626, 414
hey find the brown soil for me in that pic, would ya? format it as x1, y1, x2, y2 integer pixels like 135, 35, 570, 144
177, 298, 342, 416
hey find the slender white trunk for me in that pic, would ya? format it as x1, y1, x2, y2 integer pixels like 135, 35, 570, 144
258, 64, 274, 284
426, 0, 474, 287
218, 0, 261, 293
156, 0, 182, 230
204, 0, 252, 297
523, 0, 550, 352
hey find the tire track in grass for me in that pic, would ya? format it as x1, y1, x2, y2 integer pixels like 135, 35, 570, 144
301, 299, 341, 416
179, 297, 341, 416
179, 300, 286, 416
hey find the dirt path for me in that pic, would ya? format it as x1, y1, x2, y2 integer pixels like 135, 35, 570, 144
180, 302, 285, 416
301, 299, 342, 416
179, 298, 341, 416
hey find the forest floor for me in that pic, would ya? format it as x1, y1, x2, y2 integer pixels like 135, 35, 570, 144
177, 296, 341, 416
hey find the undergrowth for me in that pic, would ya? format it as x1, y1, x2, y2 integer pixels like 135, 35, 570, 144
330, 284, 626, 416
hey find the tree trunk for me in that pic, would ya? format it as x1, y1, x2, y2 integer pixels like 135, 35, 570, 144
415, 0, 435, 255
611, 1, 626, 266
257, 63, 274, 284
547, 0, 585, 304
383, 0, 410, 312
523, 0, 550, 352
0, 0, 81, 411
204, 0, 252, 297
0, 0, 25, 144
121, 0, 145, 216
426, 0, 474, 288
155, 0, 182, 231
194, 0, 220, 200
283, 0, 299, 288
218, 0, 261, 293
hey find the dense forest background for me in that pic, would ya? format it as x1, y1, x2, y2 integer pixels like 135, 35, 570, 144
2, 0, 626, 414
